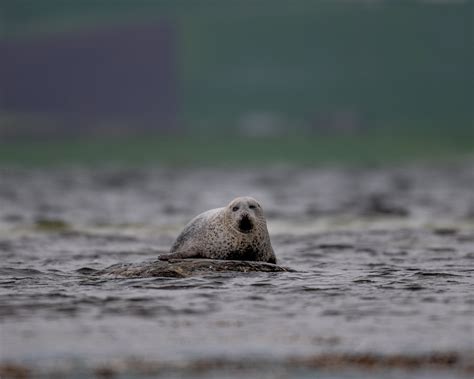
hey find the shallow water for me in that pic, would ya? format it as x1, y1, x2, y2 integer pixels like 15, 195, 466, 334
1, 163, 473, 378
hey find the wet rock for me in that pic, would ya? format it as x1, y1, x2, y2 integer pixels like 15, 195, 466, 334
97, 259, 294, 278
361, 193, 409, 216
317, 243, 354, 250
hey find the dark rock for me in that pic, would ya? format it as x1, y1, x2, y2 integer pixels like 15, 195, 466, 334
97, 259, 294, 278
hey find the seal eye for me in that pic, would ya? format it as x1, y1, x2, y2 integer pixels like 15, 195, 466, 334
232, 206, 239, 212
249, 204, 256, 209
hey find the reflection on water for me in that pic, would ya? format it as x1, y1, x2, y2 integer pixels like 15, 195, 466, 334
0, 163, 473, 378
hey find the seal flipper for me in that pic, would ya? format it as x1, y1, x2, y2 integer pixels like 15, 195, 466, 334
267, 256, 277, 264
159, 250, 203, 261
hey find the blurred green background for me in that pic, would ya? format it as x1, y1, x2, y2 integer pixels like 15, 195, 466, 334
1, 0, 473, 165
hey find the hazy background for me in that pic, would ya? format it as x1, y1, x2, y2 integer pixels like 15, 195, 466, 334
1, 3, 474, 377
1, 0, 473, 165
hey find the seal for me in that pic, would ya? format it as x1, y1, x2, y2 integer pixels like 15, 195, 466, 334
159, 196, 276, 263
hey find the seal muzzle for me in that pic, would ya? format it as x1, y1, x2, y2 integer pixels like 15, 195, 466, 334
238, 214, 253, 233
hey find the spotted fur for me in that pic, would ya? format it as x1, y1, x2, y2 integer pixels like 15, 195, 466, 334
160, 197, 276, 263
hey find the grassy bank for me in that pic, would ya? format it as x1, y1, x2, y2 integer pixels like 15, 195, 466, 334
1, 130, 473, 167
3, 1, 472, 131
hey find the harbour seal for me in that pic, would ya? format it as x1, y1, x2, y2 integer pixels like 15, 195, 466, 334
159, 196, 276, 263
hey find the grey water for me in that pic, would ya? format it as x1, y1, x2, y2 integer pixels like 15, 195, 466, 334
1, 164, 473, 378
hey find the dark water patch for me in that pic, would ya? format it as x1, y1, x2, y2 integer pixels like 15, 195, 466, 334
403, 284, 426, 291
360, 193, 409, 216
100, 303, 207, 317
0, 267, 45, 277
0, 280, 16, 286
403, 267, 422, 271
297, 251, 325, 259
0, 240, 15, 251
143, 283, 203, 290
43, 291, 75, 299
94, 170, 147, 188
301, 286, 325, 291
367, 268, 399, 277
429, 247, 457, 252
250, 282, 274, 288
117, 277, 218, 291
353, 278, 375, 284
376, 285, 397, 290
433, 228, 458, 236
457, 234, 474, 243
318, 291, 345, 298
200, 271, 257, 281
0, 302, 79, 319
355, 247, 378, 255
127, 296, 155, 302
45, 268, 66, 275
383, 250, 408, 256
366, 263, 388, 268
429, 256, 460, 262
76, 267, 98, 275
414, 271, 461, 278
321, 309, 342, 316
359, 296, 377, 301
247, 295, 266, 301
77, 278, 110, 286
2, 213, 24, 223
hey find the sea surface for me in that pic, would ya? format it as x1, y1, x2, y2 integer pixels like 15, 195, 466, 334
1, 163, 473, 378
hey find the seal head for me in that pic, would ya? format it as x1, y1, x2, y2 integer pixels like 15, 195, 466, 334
226, 196, 263, 234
